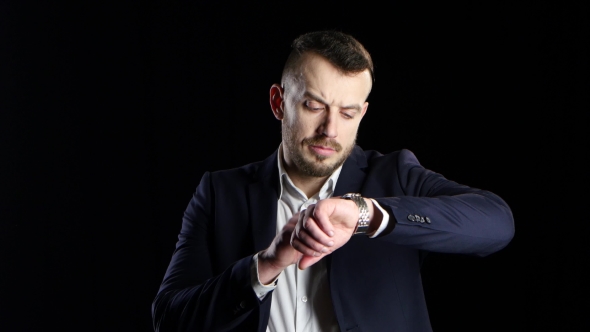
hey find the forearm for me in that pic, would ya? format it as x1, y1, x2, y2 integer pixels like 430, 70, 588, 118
365, 148, 515, 256
153, 171, 270, 331
153, 254, 267, 332
257, 252, 285, 285
374, 189, 514, 256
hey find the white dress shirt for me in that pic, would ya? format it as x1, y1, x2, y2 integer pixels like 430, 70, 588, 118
251, 145, 389, 332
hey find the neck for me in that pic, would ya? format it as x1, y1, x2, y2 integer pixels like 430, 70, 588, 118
281, 153, 330, 198
286, 168, 330, 199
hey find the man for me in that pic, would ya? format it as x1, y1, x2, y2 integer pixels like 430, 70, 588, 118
152, 30, 514, 332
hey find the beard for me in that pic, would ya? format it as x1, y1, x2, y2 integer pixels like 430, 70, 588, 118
282, 122, 356, 177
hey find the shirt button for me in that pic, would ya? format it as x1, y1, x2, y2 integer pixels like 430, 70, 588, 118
301, 296, 308, 303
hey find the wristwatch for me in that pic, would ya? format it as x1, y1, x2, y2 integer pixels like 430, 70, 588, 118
340, 193, 370, 234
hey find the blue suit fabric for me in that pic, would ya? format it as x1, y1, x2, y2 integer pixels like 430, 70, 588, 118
153, 146, 515, 332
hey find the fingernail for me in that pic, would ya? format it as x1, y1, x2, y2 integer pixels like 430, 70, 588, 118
329, 231, 334, 236
313, 252, 319, 257
321, 247, 328, 253
327, 241, 334, 247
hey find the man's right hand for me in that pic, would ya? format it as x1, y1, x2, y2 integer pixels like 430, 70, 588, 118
257, 213, 302, 284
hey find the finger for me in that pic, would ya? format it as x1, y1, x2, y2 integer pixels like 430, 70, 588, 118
296, 227, 332, 254
280, 215, 299, 242
298, 255, 322, 270
288, 211, 301, 225
280, 224, 296, 244
285, 215, 299, 229
291, 233, 324, 258
302, 215, 335, 248
312, 202, 335, 237
293, 209, 306, 237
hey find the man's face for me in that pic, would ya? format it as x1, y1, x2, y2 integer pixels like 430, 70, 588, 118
278, 52, 372, 178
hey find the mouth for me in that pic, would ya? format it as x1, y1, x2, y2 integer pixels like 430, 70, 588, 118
308, 145, 337, 156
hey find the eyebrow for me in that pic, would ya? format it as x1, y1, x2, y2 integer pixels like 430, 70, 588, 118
304, 91, 362, 112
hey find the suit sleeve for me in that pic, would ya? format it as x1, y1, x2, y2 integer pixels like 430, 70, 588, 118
373, 149, 515, 256
152, 172, 271, 332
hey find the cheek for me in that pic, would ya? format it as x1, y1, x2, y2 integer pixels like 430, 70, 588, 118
341, 123, 360, 142
284, 114, 299, 131
287, 111, 316, 136
283, 111, 298, 130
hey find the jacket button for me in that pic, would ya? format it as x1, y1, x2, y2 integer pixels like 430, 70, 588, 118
408, 215, 416, 221
240, 301, 246, 308
425, 217, 431, 224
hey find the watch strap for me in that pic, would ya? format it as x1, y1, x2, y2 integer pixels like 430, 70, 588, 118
341, 193, 370, 234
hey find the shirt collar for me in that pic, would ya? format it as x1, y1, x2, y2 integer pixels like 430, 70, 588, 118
277, 143, 343, 201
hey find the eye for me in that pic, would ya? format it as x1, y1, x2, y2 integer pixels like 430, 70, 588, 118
341, 109, 356, 119
304, 100, 324, 111
342, 112, 354, 119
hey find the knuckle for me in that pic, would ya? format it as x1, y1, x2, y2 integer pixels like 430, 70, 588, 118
297, 229, 305, 239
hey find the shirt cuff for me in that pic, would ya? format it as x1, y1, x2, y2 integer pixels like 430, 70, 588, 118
368, 198, 390, 238
251, 253, 279, 300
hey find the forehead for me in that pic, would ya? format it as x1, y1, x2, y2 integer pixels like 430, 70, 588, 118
287, 52, 372, 102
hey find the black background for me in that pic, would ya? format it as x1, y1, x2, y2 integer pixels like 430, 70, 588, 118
2, 1, 588, 331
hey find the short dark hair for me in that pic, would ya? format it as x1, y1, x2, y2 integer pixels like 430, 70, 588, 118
282, 30, 374, 85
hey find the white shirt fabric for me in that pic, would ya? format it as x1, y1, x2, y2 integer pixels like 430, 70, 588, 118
251, 145, 390, 332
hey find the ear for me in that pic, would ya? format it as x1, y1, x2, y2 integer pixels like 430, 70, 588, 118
360, 102, 369, 119
270, 84, 285, 120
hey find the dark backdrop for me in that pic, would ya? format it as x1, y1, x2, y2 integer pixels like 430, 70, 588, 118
2, 1, 588, 331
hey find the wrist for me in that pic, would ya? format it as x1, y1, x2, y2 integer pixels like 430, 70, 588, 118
363, 198, 375, 221
340, 193, 370, 234
257, 250, 285, 285
364, 198, 383, 235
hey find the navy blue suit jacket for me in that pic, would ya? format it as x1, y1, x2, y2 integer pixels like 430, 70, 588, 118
153, 146, 514, 332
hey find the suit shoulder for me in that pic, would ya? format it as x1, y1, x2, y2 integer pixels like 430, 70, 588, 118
363, 148, 420, 167
208, 160, 265, 185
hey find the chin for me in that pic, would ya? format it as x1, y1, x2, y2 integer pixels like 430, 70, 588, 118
298, 154, 344, 178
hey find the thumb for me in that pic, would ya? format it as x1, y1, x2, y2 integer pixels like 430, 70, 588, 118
298, 255, 322, 270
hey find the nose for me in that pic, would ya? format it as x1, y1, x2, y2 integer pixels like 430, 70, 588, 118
318, 110, 338, 138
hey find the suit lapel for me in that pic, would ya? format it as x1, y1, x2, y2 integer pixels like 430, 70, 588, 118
328, 145, 368, 329
333, 145, 368, 196
248, 150, 280, 253
327, 145, 368, 268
